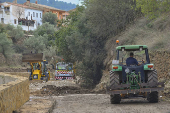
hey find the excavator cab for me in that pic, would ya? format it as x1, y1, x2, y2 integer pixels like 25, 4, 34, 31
22, 53, 50, 81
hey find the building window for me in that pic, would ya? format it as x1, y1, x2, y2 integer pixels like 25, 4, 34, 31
14, 19, 16, 24
18, 19, 35, 27
40, 13, 41, 18
33, 12, 35, 17
4, 7, 10, 12
28, 12, 30, 16
36, 13, 38, 18
1, 18, 4, 23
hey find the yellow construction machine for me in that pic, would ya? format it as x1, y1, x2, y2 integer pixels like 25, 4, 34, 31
22, 53, 50, 81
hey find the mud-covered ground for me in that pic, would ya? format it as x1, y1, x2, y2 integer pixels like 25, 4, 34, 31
31, 85, 95, 96
52, 94, 170, 113
29, 80, 104, 97
0, 67, 28, 72
28, 79, 170, 113
1, 68, 166, 113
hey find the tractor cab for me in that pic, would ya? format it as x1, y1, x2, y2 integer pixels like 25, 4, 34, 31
29, 60, 49, 80
113, 45, 152, 83
115, 45, 150, 66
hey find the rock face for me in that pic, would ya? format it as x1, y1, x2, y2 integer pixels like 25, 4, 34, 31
149, 51, 170, 81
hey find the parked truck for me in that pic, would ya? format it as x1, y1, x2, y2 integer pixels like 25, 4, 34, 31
55, 62, 75, 80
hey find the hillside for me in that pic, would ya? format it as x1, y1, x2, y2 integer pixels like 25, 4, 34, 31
104, 13, 170, 68
95, 13, 170, 92
0, 0, 76, 11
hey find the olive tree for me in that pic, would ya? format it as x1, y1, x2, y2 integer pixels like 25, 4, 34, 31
0, 33, 13, 58
42, 12, 58, 26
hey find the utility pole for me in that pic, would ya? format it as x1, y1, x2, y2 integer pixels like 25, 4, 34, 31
27, 20, 30, 37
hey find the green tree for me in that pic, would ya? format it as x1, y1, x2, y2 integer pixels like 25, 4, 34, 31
135, 0, 170, 19
55, 6, 105, 87
6, 25, 24, 43
55, 6, 85, 62
24, 35, 48, 53
0, 24, 6, 33
0, 33, 13, 58
55, 0, 138, 88
34, 22, 57, 42
42, 12, 58, 26
85, 0, 136, 37
43, 46, 57, 61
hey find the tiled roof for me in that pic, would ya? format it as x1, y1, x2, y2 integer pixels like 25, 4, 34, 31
5, 2, 43, 11
30, 3, 66, 12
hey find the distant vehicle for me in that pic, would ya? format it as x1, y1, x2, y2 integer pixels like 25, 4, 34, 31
22, 53, 50, 81
55, 62, 75, 80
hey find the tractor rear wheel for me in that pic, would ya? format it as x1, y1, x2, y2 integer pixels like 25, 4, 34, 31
110, 94, 121, 104
147, 91, 158, 103
148, 69, 158, 84
110, 71, 119, 88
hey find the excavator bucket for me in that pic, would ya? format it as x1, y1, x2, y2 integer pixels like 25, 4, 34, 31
22, 53, 43, 62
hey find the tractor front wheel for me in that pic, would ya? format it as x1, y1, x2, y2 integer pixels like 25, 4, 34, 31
147, 91, 158, 103
110, 94, 121, 104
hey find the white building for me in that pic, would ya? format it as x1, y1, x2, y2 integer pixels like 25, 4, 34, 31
0, 2, 43, 31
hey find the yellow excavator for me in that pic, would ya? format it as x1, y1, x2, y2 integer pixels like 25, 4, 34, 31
22, 53, 50, 81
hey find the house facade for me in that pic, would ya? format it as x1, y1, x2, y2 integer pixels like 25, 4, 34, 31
0, 2, 20, 25
24, 0, 66, 20
62, 12, 70, 20
0, 2, 43, 31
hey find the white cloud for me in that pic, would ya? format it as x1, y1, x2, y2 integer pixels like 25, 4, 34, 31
57, 0, 80, 5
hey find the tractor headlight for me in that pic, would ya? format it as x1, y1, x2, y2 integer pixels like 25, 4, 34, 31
125, 68, 130, 73
33, 74, 38, 79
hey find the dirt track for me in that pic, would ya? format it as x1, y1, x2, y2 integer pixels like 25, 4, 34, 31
52, 94, 170, 113
29, 80, 170, 113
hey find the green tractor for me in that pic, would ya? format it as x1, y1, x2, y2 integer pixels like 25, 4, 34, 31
107, 44, 164, 104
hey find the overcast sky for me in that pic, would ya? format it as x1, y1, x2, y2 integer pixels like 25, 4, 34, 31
57, 0, 82, 5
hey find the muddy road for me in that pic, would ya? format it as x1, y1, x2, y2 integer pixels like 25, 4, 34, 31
52, 94, 170, 113
29, 80, 170, 113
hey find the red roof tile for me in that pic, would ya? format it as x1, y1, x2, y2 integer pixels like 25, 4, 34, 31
5, 2, 43, 11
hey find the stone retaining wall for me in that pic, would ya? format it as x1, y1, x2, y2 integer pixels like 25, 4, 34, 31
0, 73, 29, 113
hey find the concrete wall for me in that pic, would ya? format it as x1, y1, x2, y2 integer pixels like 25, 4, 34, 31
0, 73, 29, 113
